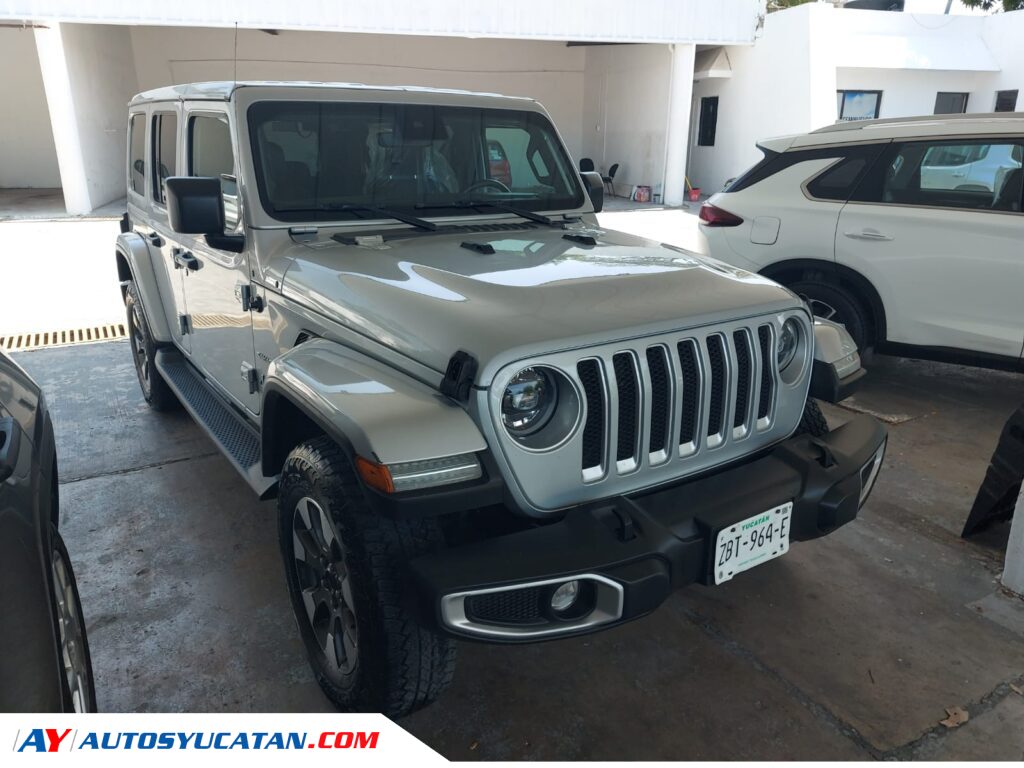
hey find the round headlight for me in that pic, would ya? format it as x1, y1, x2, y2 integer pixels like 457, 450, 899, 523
501, 367, 558, 437
777, 318, 801, 370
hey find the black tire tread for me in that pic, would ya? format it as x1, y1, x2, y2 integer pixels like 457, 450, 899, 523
279, 436, 455, 717
796, 398, 830, 437
125, 281, 178, 412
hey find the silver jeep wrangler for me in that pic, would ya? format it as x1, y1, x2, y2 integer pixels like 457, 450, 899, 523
116, 81, 886, 716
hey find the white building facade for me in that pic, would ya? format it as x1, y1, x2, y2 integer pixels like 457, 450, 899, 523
688, 3, 1024, 196
0, 0, 763, 213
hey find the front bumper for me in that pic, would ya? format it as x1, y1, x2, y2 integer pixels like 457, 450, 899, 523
410, 414, 887, 642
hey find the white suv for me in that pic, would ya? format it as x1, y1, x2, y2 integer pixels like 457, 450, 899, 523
700, 113, 1024, 369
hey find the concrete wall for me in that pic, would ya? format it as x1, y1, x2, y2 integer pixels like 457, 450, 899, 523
127, 26, 587, 159
836, 68, 992, 118
688, 8, 827, 194
0, 26, 60, 188
982, 9, 1024, 111
581, 43, 675, 196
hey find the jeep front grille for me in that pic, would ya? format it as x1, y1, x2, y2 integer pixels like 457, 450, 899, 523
486, 311, 810, 514
578, 322, 779, 479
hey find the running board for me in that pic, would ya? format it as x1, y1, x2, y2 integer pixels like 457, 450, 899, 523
155, 348, 277, 499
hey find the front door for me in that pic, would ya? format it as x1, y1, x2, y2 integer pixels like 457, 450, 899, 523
836, 138, 1024, 359
178, 105, 260, 414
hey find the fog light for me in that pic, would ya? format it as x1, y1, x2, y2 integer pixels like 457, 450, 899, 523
550, 580, 580, 612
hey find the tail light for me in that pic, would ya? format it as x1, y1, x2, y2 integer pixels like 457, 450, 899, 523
699, 203, 744, 227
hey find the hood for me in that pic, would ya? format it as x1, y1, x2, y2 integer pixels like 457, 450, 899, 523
279, 225, 800, 386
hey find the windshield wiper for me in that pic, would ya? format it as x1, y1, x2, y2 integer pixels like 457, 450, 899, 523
418, 200, 564, 228
275, 203, 437, 231
326, 204, 437, 231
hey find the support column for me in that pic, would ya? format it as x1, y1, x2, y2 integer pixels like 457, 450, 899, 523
662, 43, 695, 207
34, 22, 138, 215
34, 23, 91, 214
1004, 490, 1024, 596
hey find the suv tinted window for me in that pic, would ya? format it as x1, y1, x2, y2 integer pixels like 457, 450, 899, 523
152, 112, 177, 204
805, 157, 868, 201
129, 113, 146, 195
854, 140, 1024, 212
190, 115, 234, 178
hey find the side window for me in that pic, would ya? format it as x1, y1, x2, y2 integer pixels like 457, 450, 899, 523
152, 112, 177, 204
129, 113, 146, 195
806, 157, 868, 201
189, 115, 235, 178
867, 141, 1024, 212
698, 97, 718, 147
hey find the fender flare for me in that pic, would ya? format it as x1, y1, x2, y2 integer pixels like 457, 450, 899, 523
115, 232, 172, 343
261, 338, 487, 477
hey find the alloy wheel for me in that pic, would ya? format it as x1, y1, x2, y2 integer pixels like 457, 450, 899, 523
291, 497, 358, 675
52, 547, 91, 712
129, 303, 150, 387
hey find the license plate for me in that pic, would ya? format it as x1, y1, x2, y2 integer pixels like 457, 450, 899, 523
713, 502, 792, 585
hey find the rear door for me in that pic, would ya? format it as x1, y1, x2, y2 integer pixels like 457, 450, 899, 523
836, 138, 1024, 358
127, 105, 191, 352
177, 105, 260, 414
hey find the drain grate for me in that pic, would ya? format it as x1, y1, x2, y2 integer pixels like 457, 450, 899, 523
0, 323, 128, 352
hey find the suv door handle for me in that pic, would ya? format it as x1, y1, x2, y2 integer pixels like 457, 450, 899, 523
0, 416, 22, 484
172, 248, 201, 271
844, 229, 893, 242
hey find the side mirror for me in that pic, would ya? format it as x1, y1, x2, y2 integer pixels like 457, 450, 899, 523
221, 174, 241, 231
165, 176, 224, 234
581, 171, 604, 213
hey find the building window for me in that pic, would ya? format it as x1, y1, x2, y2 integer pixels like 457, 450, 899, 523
697, 96, 718, 147
995, 90, 1018, 112
129, 113, 146, 196
152, 112, 177, 204
836, 90, 881, 121
934, 92, 969, 115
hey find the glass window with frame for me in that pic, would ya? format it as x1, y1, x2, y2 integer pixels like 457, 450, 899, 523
867, 140, 1024, 212
189, 115, 235, 178
934, 92, 969, 115
152, 112, 177, 204
129, 113, 146, 196
697, 97, 718, 147
995, 90, 1018, 112
837, 90, 881, 121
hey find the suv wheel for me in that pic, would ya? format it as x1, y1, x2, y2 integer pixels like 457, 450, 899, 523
51, 526, 97, 712
125, 282, 178, 411
278, 436, 456, 717
788, 280, 871, 352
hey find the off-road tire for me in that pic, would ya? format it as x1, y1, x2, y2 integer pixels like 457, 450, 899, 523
125, 281, 178, 411
278, 436, 456, 717
787, 279, 871, 353
796, 398, 830, 437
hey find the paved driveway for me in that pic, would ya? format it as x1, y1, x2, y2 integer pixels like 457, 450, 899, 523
14, 341, 1024, 760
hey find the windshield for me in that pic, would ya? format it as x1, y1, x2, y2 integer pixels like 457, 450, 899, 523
247, 101, 585, 223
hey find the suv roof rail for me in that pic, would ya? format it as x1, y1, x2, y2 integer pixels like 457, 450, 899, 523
811, 112, 1022, 134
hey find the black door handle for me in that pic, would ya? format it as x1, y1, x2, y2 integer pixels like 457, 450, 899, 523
0, 416, 22, 484
172, 249, 201, 271
147, 232, 164, 248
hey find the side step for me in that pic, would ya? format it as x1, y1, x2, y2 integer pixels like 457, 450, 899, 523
155, 348, 277, 499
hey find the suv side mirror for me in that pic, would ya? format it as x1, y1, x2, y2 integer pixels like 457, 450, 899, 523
166, 176, 224, 234
581, 171, 604, 213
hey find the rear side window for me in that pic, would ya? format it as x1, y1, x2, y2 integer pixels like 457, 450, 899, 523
152, 112, 177, 204
129, 113, 146, 195
805, 157, 868, 201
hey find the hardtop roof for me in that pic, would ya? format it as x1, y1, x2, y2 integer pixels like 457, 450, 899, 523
129, 81, 537, 108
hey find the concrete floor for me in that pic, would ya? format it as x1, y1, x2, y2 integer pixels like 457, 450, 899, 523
0, 188, 127, 221
14, 341, 1024, 759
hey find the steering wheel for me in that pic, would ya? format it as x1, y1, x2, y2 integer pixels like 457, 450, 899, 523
463, 178, 511, 195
